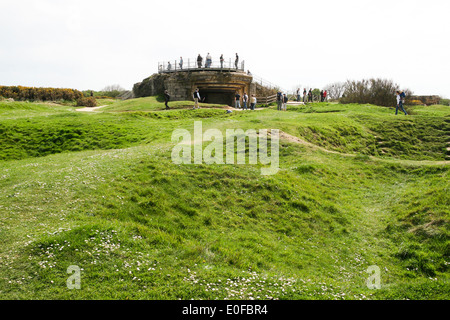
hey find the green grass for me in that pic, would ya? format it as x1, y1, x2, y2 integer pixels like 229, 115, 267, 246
0, 100, 74, 119
101, 96, 230, 112
0, 98, 449, 300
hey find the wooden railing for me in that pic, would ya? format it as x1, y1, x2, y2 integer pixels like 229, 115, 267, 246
255, 94, 278, 105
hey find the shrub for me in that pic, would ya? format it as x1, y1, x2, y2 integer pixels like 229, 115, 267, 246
0, 86, 83, 102
410, 99, 425, 106
76, 97, 97, 108
82, 90, 125, 99
339, 78, 412, 107
439, 98, 449, 106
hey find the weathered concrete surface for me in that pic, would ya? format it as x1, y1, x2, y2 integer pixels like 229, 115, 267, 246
133, 70, 254, 106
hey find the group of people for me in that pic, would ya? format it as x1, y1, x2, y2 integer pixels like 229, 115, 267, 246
295, 88, 328, 103
195, 53, 240, 69
163, 86, 408, 115
235, 92, 257, 110
165, 88, 203, 110
196, 53, 214, 68
173, 54, 240, 70
164, 88, 257, 110
276, 92, 289, 111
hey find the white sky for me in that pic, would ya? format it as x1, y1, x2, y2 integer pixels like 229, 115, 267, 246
1, 0, 449, 97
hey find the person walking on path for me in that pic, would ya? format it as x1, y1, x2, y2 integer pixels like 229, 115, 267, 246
193, 88, 201, 109
235, 91, 241, 109
320, 90, 324, 102
235, 53, 239, 69
179, 57, 183, 69
297, 88, 301, 102
308, 89, 313, 102
303, 88, 307, 102
250, 95, 257, 110
164, 90, 170, 109
220, 54, 224, 68
282, 94, 288, 111
395, 90, 407, 115
276, 91, 283, 110
243, 92, 249, 110
324, 90, 327, 102
197, 54, 203, 68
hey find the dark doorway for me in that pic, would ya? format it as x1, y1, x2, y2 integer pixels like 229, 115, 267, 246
198, 89, 235, 106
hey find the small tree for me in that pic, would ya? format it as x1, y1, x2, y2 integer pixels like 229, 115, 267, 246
102, 84, 125, 92
76, 97, 97, 107
101, 84, 126, 98
312, 88, 321, 101
340, 78, 410, 107
324, 82, 345, 101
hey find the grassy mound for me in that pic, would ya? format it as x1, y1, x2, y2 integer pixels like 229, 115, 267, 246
0, 98, 448, 299
101, 96, 230, 112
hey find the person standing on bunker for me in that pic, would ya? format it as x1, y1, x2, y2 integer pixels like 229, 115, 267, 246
179, 57, 183, 69
197, 54, 203, 68
235, 53, 239, 69
220, 54, 224, 68
206, 53, 212, 68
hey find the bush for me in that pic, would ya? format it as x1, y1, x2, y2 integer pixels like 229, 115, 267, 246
95, 96, 114, 100
439, 98, 449, 106
82, 91, 125, 99
0, 85, 83, 102
410, 99, 425, 106
76, 97, 97, 108
339, 78, 411, 107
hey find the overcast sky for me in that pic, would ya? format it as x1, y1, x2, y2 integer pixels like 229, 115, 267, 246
1, 0, 449, 97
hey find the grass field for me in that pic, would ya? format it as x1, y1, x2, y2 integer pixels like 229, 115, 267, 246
0, 98, 449, 299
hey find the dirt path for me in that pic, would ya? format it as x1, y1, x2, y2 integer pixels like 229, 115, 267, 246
75, 105, 108, 112
267, 130, 354, 156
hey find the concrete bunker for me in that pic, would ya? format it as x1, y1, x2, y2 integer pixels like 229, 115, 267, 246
133, 66, 254, 107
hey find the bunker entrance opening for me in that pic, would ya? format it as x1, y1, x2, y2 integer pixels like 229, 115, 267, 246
198, 88, 237, 106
